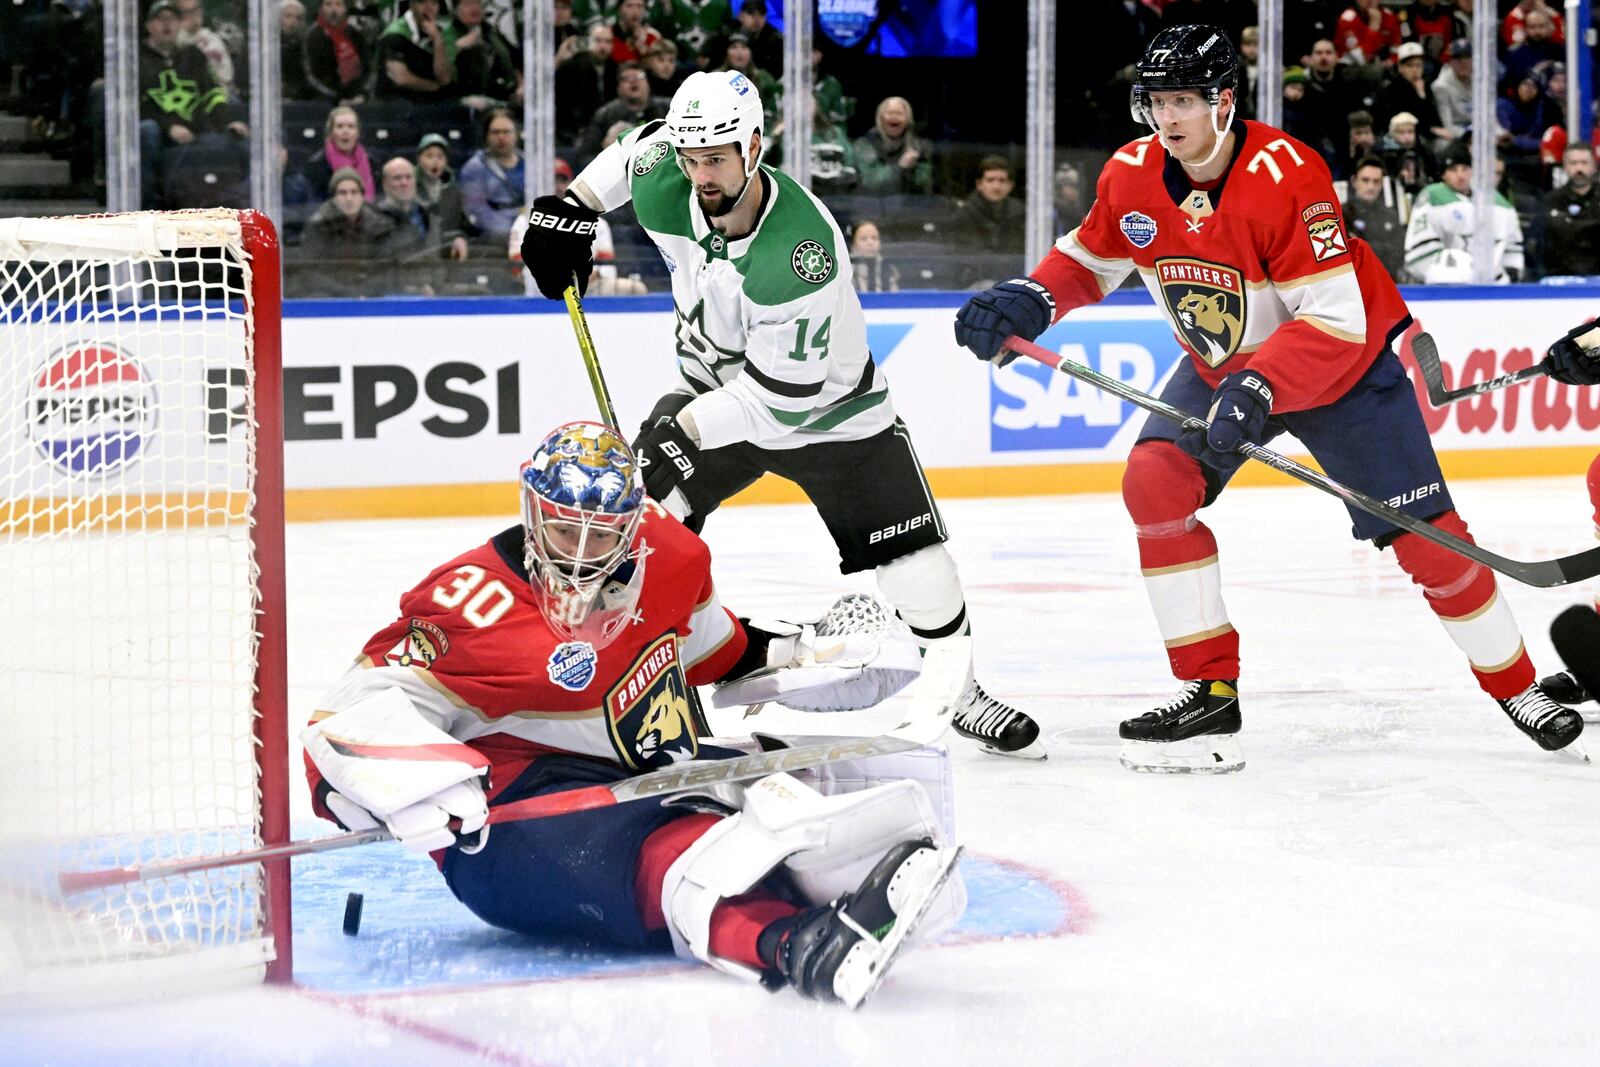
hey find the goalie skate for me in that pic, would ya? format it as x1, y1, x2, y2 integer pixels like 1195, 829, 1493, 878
1118, 680, 1244, 774
765, 838, 964, 1010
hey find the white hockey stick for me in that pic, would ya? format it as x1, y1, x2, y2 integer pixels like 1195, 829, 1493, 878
57, 641, 970, 896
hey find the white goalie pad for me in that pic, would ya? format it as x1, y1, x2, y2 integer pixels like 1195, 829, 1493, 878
660, 771, 965, 979
300, 686, 489, 818
712, 594, 923, 713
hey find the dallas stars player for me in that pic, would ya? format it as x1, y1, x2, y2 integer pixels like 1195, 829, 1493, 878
520, 69, 1042, 758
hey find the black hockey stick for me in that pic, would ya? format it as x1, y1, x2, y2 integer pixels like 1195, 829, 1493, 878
58, 642, 970, 894
1003, 335, 1600, 588
1411, 331, 1550, 407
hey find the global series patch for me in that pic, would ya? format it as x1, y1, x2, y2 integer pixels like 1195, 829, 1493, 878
1120, 211, 1158, 249
547, 640, 599, 692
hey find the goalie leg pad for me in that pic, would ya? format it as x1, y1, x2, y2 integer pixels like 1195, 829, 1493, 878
798, 743, 956, 844
875, 543, 968, 641
660, 771, 962, 979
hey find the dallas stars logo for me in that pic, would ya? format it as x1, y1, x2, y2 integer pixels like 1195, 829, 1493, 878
633, 140, 670, 176
673, 299, 743, 370
145, 68, 224, 124
791, 240, 832, 284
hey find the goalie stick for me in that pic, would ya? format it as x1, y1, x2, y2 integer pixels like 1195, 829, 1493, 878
57, 641, 971, 896
1002, 335, 1600, 588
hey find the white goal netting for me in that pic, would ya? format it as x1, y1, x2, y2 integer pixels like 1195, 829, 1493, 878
0, 210, 282, 1000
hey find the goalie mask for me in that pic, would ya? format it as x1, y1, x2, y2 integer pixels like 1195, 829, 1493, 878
520, 422, 647, 650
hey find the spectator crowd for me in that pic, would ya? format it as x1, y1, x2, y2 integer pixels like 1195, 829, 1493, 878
4, 0, 1596, 295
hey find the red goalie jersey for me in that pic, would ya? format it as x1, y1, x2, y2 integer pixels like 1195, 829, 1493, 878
1033, 119, 1412, 413
305, 505, 749, 819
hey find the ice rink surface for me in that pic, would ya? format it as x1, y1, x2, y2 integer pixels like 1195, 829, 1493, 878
9, 475, 1600, 1067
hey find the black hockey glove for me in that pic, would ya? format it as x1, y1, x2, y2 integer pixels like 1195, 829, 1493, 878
518, 194, 601, 299
1543, 321, 1600, 386
633, 412, 701, 503
1176, 370, 1274, 474
953, 277, 1056, 366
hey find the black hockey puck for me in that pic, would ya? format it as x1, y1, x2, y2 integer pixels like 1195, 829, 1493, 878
342, 892, 364, 937
1551, 605, 1600, 702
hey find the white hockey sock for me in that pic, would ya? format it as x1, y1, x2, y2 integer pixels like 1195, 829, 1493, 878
875, 544, 969, 642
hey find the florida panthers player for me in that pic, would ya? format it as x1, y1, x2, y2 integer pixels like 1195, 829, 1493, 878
516, 69, 1043, 759
301, 423, 965, 1007
954, 25, 1584, 771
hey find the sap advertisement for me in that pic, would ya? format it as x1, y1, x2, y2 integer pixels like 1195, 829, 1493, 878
264, 288, 1598, 495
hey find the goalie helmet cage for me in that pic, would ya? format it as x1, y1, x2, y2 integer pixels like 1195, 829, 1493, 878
0, 209, 290, 1000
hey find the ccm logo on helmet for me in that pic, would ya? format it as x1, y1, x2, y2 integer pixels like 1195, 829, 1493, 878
529, 211, 599, 236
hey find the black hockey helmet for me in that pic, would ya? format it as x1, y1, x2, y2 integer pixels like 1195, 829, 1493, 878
1131, 24, 1240, 127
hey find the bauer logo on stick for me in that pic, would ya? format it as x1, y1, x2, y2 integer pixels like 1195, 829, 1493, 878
28, 343, 158, 476
792, 240, 833, 284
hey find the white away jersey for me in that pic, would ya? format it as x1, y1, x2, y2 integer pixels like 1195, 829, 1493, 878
569, 122, 894, 450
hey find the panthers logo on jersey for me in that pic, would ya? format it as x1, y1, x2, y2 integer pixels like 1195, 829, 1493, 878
605, 632, 698, 770
1155, 257, 1246, 367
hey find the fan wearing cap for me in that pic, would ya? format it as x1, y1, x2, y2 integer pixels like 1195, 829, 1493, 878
1432, 38, 1473, 142
956, 24, 1582, 771
1374, 41, 1448, 149
515, 69, 1046, 759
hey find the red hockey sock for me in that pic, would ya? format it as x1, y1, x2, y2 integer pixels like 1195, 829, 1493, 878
1391, 511, 1535, 699
634, 814, 719, 931
633, 814, 798, 971
1123, 442, 1240, 680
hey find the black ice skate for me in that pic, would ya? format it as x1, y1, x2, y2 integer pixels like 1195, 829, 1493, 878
951, 680, 1044, 759
760, 837, 963, 1010
1118, 679, 1244, 774
1537, 670, 1591, 707
1497, 683, 1588, 760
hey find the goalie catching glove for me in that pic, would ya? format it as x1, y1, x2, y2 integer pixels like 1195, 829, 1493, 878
713, 594, 923, 713
302, 687, 491, 855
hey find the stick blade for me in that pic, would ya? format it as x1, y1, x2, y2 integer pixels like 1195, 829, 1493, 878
1551, 605, 1600, 703
1411, 332, 1450, 406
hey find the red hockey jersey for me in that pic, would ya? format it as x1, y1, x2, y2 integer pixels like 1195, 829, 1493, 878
305, 504, 748, 815
1032, 120, 1412, 413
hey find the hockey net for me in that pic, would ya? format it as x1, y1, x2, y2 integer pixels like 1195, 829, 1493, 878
0, 209, 289, 1000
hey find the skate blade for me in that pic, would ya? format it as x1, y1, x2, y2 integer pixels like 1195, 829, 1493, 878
1555, 736, 1591, 764
1119, 734, 1244, 774
838, 845, 964, 1011
977, 738, 1047, 760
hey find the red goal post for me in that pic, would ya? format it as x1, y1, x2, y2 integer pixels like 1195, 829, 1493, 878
0, 209, 291, 996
